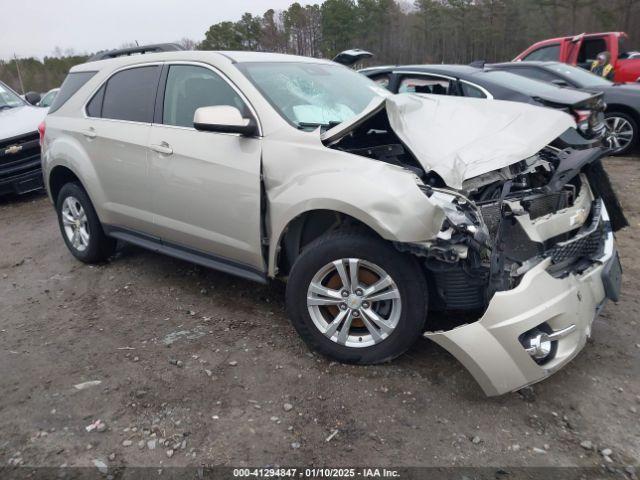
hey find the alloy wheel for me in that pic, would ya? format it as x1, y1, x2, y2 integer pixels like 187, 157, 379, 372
61, 196, 90, 252
604, 116, 634, 153
306, 258, 402, 348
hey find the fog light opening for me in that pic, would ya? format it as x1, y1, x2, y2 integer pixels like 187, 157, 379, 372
520, 326, 557, 364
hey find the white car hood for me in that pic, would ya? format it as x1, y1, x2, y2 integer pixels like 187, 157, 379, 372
323, 94, 574, 189
1, 105, 48, 140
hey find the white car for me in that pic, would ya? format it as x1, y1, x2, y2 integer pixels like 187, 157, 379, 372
0, 81, 48, 195
41, 46, 624, 395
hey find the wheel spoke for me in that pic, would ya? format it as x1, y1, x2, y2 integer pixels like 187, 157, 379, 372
79, 229, 90, 246
366, 288, 400, 303
612, 136, 621, 149
62, 212, 75, 226
363, 275, 393, 297
360, 313, 383, 342
613, 117, 621, 130
324, 309, 348, 338
336, 311, 354, 345
333, 260, 350, 291
71, 230, 80, 248
68, 201, 80, 218
361, 308, 394, 334
308, 282, 342, 299
348, 258, 359, 291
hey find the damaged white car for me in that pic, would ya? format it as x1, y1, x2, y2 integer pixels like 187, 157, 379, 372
41, 48, 625, 396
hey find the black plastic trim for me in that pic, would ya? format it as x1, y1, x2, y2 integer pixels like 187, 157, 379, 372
103, 225, 267, 284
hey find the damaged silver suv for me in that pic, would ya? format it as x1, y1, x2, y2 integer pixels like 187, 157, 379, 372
41, 47, 625, 396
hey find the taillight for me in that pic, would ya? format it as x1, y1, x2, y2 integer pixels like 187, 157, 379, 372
573, 109, 591, 124
38, 121, 46, 146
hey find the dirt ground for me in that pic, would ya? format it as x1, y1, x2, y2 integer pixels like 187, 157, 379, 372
1, 157, 639, 474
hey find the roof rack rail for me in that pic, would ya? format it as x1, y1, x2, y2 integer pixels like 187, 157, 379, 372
88, 43, 185, 62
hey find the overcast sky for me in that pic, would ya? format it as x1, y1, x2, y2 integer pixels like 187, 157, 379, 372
1, 0, 315, 60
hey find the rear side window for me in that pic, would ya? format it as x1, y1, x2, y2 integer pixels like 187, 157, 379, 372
101, 66, 160, 123
48, 71, 96, 113
522, 44, 560, 61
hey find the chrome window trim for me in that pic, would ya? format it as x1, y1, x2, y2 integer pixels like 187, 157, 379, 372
459, 79, 494, 99
393, 70, 457, 82
392, 70, 494, 99
82, 60, 263, 137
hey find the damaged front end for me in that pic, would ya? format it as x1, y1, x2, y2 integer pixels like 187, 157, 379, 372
416, 139, 625, 395
323, 95, 626, 395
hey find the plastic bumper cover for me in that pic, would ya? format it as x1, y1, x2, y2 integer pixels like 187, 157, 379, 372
424, 204, 619, 396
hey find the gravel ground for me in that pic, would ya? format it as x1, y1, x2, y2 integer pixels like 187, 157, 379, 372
0, 157, 639, 473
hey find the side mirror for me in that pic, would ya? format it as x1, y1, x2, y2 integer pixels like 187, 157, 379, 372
193, 106, 257, 136
551, 79, 569, 87
25, 91, 41, 105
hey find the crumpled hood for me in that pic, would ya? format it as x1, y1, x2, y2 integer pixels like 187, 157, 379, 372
385, 94, 574, 189
0, 105, 48, 139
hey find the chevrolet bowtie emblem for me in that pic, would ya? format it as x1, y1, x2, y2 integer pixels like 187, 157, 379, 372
4, 144, 22, 155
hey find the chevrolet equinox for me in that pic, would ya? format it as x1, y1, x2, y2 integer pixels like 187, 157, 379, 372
41, 48, 625, 396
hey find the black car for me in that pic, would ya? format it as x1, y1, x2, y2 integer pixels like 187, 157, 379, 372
360, 64, 606, 144
487, 61, 640, 155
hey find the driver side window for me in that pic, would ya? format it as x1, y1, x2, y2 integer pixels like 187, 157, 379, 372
163, 65, 246, 128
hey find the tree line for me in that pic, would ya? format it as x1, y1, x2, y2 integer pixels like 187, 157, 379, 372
2, 0, 639, 93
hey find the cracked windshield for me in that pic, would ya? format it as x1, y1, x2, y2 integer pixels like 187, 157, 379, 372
237, 62, 388, 130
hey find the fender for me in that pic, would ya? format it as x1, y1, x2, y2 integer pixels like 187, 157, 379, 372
261, 132, 446, 277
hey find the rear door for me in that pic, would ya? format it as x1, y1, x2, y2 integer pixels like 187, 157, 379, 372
83, 64, 161, 232
147, 63, 264, 271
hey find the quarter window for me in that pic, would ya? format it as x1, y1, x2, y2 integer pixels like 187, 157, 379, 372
101, 66, 160, 123
162, 65, 245, 128
86, 85, 105, 117
49, 71, 96, 113
460, 82, 487, 98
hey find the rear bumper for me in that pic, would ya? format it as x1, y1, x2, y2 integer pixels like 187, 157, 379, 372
425, 204, 619, 396
0, 167, 44, 196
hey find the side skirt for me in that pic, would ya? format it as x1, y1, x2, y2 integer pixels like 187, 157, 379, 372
103, 225, 267, 284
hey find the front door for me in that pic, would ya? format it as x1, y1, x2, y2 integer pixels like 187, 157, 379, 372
148, 63, 264, 271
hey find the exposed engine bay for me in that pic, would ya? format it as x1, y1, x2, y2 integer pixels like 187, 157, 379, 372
326, 104, 628, 320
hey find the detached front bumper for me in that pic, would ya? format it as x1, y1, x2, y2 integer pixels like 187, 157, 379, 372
425, 204, 620, 396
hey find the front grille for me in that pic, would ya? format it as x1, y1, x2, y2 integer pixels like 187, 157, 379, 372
548, 200, 605, 263
0, 131, 41, 179
523, 191, 571, 220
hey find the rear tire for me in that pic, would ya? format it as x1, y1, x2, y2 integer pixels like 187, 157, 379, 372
604, 111, 637, 156
56, 182, 116, 263
286, 230, 428, 364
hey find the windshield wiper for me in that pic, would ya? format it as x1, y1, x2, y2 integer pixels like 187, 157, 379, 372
0, 105, 16, 110
296, 120, 343, 131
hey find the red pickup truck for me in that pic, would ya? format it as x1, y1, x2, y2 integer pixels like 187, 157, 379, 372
514, 32, 640, 83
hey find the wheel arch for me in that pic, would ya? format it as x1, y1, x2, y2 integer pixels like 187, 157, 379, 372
268, 205, 398, 278
605, 104, 640, 128
48, 165, 84, 204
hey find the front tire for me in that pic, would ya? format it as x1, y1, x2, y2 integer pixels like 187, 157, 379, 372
286, 230, 428, 364
56, 182, 116, 263
604, 112, 637, 155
